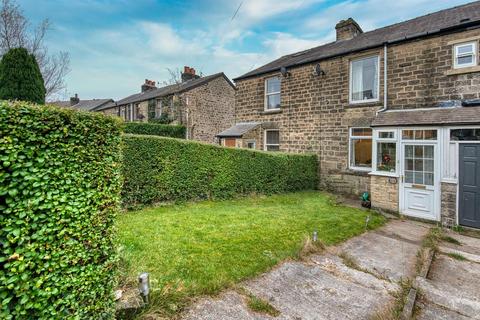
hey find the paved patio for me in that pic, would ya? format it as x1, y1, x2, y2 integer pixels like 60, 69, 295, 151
182, 219, 430, 320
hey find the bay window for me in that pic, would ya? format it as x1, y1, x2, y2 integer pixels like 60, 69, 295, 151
349, 127, 372, 170
265, 77, 281, 110
350, 56, 379, 103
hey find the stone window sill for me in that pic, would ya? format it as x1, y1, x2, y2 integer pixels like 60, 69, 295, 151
347, 101, 382, 108
260, 109, 282, 115
369, 171, 399, 178
445, 65, 480, 76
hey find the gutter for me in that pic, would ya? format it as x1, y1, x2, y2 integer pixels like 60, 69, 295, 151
376, 43, 388, 116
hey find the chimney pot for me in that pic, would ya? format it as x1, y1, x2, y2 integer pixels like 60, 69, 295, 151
70, 93, 80, 106
141, 79, 157, 92
335, 18, 363, 41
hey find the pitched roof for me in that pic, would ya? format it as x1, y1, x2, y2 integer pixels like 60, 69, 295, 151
371, 106, 480, 127
216, 122, 262, 137
117, 72, 235, 106
73, 99, 114, 111
50, 98, 114, 111
234, 1, 480, 81
95, 100, 117, 111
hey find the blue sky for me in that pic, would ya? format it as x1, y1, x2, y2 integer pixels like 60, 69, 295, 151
20, 0, 472, 100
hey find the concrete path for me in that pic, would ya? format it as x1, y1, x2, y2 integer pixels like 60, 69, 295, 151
415, 232, 480, 320
182, 220, 430, 320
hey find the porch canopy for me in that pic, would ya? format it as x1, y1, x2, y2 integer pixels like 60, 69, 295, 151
371, 106, 480, 127
216, 122, 262, 138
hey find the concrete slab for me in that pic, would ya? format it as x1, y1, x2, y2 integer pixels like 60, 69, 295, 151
245, 261, 395, 320
181, 220, 429, 320
441, 231, 480, 257
182, 291, 270, 320
416, 301, 473, 320
337, 220, 428, 281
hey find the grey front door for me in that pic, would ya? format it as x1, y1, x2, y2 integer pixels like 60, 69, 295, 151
459, 144, 480, 228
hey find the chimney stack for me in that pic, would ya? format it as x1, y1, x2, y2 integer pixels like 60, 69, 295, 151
70, 93, 80, 106
335, 18, 363, 41
141, 79, 157, 92
181, 66, 201, 82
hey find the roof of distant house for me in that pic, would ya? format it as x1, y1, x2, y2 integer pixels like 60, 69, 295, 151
216, 122, 262, 138
117, 72, 235, 106
234, 1, 480, 81
50, 98, 114, 112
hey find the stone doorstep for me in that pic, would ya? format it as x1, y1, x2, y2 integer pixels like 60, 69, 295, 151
415, 300, 473, 320
439, 246, 480, 263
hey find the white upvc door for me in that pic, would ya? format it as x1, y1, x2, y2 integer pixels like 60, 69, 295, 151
400, 142, 440, 221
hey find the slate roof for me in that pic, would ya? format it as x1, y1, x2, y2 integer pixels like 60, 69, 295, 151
117, 72, 235, 106
371, 106, 480, 127
216, 122, 262, 137
234, 1, 480, 81
73, 99, 114, 111
50, 99, 114, 111
95, 101, 117, 111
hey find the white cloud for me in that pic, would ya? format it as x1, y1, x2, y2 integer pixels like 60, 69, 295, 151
263, 32, 327, 57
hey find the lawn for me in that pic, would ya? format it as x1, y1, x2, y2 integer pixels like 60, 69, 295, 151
117, 191, 385, 317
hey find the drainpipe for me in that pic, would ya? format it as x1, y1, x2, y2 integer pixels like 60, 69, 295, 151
376, 43, 388, 116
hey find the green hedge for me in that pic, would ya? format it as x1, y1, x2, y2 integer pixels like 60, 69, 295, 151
121, 135, 318, 206
0, 101, 122, 319
123, 122, 185, 138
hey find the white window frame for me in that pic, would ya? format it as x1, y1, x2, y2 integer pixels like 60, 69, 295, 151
264, 76, 281, 111
264, 129, 280, 151
155, 99, 162, 118
349, 55, 380, 104
348, 127, 373, 171
246, 140, 256, 149
453, 41, 477, 69
372, 129, 399, 177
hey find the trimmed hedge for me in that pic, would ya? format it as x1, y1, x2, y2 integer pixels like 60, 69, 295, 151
123, 122, 185, 138
121, 135, 318, 206
0, 101, 122, 319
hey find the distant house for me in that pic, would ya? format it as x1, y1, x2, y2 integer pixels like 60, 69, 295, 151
100, 66, 236, 144
51, 94, 115, 112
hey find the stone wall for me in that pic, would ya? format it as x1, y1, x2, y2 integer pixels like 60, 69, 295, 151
182, 76, 235, 144
441, 182, 457, 227
370, 175, 399, 213
234, 28, 480, 198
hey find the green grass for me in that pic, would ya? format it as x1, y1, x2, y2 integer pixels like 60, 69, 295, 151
117, 191, 385, 318
446, 252, 467, 261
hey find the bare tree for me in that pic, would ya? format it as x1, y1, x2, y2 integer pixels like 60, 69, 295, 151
0, 0, 70, 98
163, 67, 182, 85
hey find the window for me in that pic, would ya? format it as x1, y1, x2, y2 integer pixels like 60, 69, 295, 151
350, 56, 379, 103
155, 100, 162, 118
265, 77, 281, 110
264, 130, 280, 151
376, 131, 396, 173
454, 42, 477, 69
349, 127, 372, 170
404, 145, 434, 186
450, 128, 480, 141
402, 130, 437, 140
246, 140, 256, 149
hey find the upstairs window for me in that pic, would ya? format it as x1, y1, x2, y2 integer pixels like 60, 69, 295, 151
350, 56, 379, 103
265, 77, 281, 110
264, 130, 280, 151
454, 42, 477, 69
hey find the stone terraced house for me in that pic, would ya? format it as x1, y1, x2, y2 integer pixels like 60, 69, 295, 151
219, 2, 480, 229
100, 67, 236, 144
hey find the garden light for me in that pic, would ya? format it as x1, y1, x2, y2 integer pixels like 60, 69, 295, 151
138, 272, 150, 304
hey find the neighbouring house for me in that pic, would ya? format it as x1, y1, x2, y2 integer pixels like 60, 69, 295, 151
99, 67, 236, 144
225, 2, 480, 229
51, 94, 115, 112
